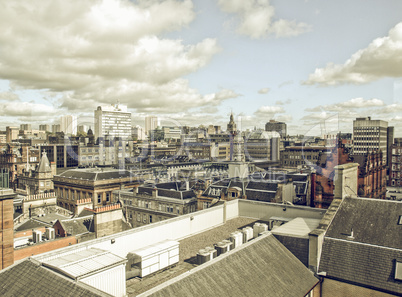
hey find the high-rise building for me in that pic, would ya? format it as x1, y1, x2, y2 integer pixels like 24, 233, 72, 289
132, 126, 146, 140
60, 115, 77, 135
94, 104, 131, 140
145, 116, 158, 135
5, 127, 19, 143
265, 120, 287, 139
51, 124, 61, 134
77, 125, 88, 134
20, 124, 31, 131
39, 124, 50, 132
353, 117, 388, 164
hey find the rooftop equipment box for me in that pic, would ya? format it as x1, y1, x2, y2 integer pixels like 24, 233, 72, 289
127, 240, 179, 278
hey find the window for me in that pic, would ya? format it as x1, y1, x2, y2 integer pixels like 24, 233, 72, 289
137, 213, 141, 222
398, 215, 402, 225
149, 215, 153, 223
106, 193, 110, 202
97, 194, 101, 204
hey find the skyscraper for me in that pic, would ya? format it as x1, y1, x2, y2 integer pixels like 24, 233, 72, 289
60, 115, 77, 135
353, 117, 388, 164
94, 104, 131, 140
145, 116, 158, 135
265, 120, 287, 139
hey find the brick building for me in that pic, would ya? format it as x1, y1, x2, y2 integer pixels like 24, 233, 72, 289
389, 138, 402, 187
0, 188, 15, 270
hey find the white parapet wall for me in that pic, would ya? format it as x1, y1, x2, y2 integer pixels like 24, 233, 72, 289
34, 199, 325, 261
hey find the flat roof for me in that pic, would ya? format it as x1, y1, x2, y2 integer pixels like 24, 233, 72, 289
126, 217, 258, 296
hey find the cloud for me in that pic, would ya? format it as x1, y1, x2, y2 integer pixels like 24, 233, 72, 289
255, 105, 284, 115
258, 88, 270, 94
306, 97, 385, 112
305, 22, 402, 85
0, 92, 19, 102
0, 0, 226, 114
275, 99, 292, 105
217, 0, 310, 39
0, 101, 57, 117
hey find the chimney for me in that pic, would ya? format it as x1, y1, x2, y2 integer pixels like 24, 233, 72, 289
333, 163, 359, 199
152, 188, 158, 198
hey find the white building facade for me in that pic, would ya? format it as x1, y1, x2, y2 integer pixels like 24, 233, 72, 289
94, 104, 132, 140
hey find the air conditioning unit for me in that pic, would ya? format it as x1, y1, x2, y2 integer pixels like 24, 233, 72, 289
254, 223, 268, 236
197, 249, 210, 265
229, 231, 243, 249
215, 241, 231, 256
32, 230, 42, 243
196, 246, 217, 265
242, 226, 253, 242
46, 227, 55, 240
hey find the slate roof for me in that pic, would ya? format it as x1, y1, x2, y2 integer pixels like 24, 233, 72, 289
142, 233, 318, 297
58, 168, 132, 181
37, 151, 52, 173
246, 181, 278, 191
58, 218, 90, 236
15, 218, 50, 232
0, 258, 112, 297
319, 197, 402, 295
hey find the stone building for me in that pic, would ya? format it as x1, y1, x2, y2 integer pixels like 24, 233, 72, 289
16, 151, 56, 196
53, 168, 139, 213
280, 146, 328, 168
265, 119, 287, 139
116, 181, 197, 228
0, 143, 40, 189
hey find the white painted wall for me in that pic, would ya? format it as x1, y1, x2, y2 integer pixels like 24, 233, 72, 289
81, 264, 126, 297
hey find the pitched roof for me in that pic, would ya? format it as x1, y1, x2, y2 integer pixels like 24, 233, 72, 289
0, 258, 112, 297
319, 197, 402, 295
37, 151, 52, 173
142, 233, 318, 297
58, 168, 133, 181
58, 218, 90, 236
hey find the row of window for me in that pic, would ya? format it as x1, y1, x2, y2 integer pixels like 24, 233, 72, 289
56, 187, 110, 204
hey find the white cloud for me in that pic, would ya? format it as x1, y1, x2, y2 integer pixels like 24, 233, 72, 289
258, 88, 270, 94
0, 0, 227, 114
306, 97, 385, 112
305, 22, 402, 85
0, 101, 57, 117
217, 0, 310, 39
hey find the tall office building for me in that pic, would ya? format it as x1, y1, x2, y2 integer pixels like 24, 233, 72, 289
265, 120, 287, 139
39, 124, 50, 132
145, 116, 158, 135
353, 117, 388, 164
60, 115, 77, 135
94, 104, 132, 140
51, 124, 61, 133
20, 124, 31, 131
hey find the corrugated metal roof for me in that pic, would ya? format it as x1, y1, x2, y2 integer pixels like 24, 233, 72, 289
42, 248, 125, 279
271, 217, 321, 238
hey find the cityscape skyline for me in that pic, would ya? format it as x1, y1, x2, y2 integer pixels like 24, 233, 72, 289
1, 1, 402, 136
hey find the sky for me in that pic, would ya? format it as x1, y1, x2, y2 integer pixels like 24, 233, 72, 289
1, 0, 402, 136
